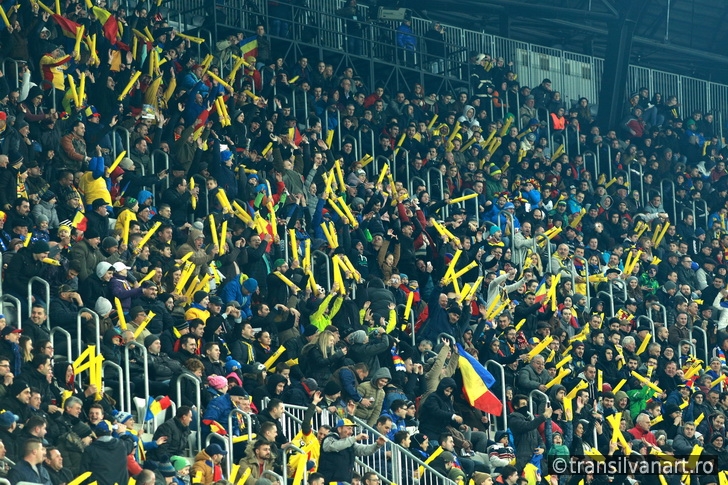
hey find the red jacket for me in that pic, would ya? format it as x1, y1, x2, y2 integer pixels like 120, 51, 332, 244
626, 425, 657, 446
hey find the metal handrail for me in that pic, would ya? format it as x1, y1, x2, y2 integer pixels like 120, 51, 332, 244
596, 290, 615, 316
692, 199, 708, 230
583, 255, 591, 308
347, 413, 452, 485
648, 302, 668, 326
27, 276, 50, 321
396, 303, 416, 347
0, 294, 21, 329
583, 150, 599, 189
528, 388, 550, 416
408, 175, 426, 199
205, 431, 231, 477
281, 444, 306, 485
272, 400, 452, 485
3, 59, 20, 91
229, 407, 255, 443
357, 129, 374, 168
102, 360, 125, 413
460, 188, 479, 226
176, 372, 202, 451
485, 360, 508, 430
659, 179, 677, 223
151, 148, 171, 191
692, 326, 709, 364
124, 341, 149, 420
76, 308, 100, 357
373, 155, 390, 182
49, 327, 72, 363
637, 316, 655, 343
424, 166, 444, 204
111, 126, 131, 160
627, 161, 645, 207
342, 134, 359, 162
312, 249, 331, 291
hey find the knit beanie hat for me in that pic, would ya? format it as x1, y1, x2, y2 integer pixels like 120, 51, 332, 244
170, 456, 190, 472
208, 375, 228, 390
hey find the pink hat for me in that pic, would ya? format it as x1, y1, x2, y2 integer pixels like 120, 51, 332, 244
207, 375, 228, 390
227, 372, 242, 387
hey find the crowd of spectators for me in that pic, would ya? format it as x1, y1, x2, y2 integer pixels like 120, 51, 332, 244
0, 1, 725, 485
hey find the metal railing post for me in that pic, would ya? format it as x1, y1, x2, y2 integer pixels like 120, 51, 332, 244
692, 326, 709, 364
485, 360, 508, 431
176, 373, 202, 452
0, 295, 21, 329
124, 341, 149, 422
102, 360, 126, 413
49, 327, 72, 364
27, 276, 50, 321
205, 433, 231, 477
76, 308, 101, 357
528, 389, 550, 416
281, 444, 306, 485
312, 249, 331, 291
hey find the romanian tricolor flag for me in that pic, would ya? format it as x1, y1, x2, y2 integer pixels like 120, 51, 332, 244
239, 35, 257, 58
72, 211, 87, 232
456, 343, 503, 415
533, 276, 548, 303
719, 349, 727, 367
145, 395, 172, 420
203, 419, 228, 436
92, 6, 127, 49
52, 14, 82, 39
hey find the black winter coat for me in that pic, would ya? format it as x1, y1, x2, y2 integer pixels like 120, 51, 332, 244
80, 436, 134, 485
417, 377, 458, 439
508, 407, 547, 470
148, 417, 192, 461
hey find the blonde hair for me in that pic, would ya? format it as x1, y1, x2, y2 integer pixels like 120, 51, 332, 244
316, 331, 337, 359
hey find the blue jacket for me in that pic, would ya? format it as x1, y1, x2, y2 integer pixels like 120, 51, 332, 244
339, 366, 365, 403
380, 410, 407, 440
396, 23, 416, 50
419, 283, 450, 342
202, 394, 240, 438
218, 277, 253, 319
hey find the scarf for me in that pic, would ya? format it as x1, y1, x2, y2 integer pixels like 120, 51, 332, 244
391, 346, 406, 372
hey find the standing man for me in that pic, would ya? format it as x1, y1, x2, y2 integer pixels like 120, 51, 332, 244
509, 394, 552, 471
80, 421, 134, 485
424, 22, 446, 74
318, 418, 386, 483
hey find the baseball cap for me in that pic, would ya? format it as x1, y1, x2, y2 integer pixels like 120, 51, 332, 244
205, 444, 228, 456
336, 418, 356, 427
0, 326, 21, 337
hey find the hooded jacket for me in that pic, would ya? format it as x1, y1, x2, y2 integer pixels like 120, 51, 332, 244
354, 367, 392, 426
80, 435, 133, 485
509, 403, 547, 470
177, 228, 214, 277
417, 377, 458, 439
348, 332, 392, 375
